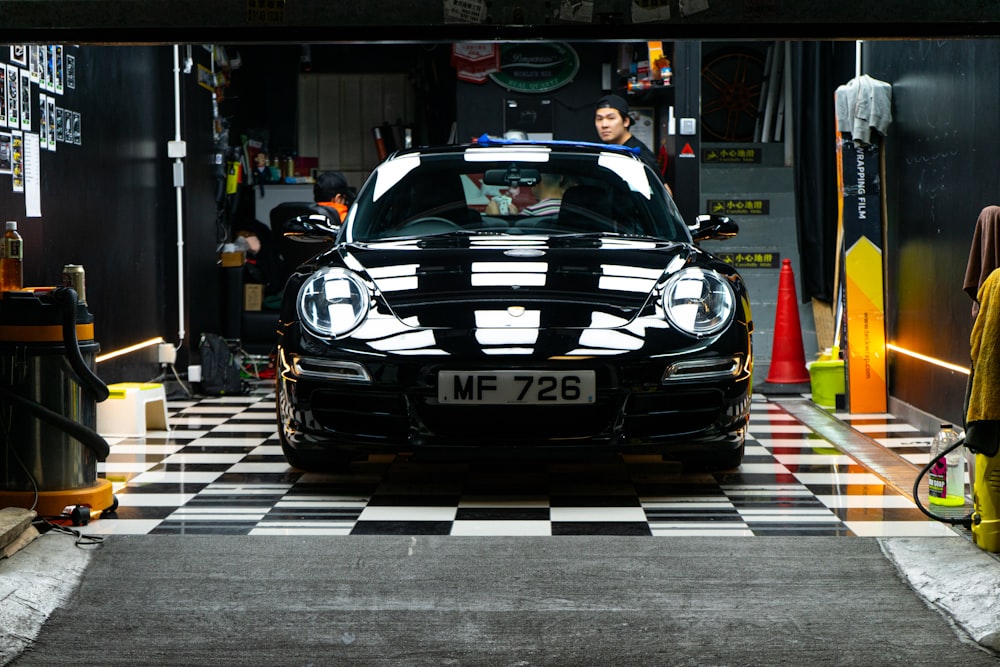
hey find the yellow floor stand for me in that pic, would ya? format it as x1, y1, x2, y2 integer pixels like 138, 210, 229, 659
0, 478, 115, 519
96, 382, 169, 437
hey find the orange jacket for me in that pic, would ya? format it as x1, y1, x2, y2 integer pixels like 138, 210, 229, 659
316, 201, 348, 222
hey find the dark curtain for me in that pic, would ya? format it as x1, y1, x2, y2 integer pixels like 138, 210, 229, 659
790, 42, 848, 304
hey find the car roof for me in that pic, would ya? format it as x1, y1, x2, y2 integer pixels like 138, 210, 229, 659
385, 134, 644, 162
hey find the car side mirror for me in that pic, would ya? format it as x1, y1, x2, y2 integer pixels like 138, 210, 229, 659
689, 214, 739, 242
282, 213, 340, 242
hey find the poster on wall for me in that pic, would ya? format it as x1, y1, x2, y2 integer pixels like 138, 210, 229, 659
0, 66, 6, 129
54, 46, 63, 95
38, 96, 47, 150
10, 45, 26, 68
443, 0, 487, 23
44, 46, 54, 92
66, 54, 75, 89
19, 69, 30, 131
7, 64, 18, 129
46, 96, 55, 150
0, 132, 10, 173
11, 130, 23, 193
23, 132, 39, 216
630, 107, 655, 155
72, 111, 81, 145
55, 107, 63, 143
29, 45, 39, 83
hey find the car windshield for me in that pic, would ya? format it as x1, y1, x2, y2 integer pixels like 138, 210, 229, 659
343, 144, 690, 243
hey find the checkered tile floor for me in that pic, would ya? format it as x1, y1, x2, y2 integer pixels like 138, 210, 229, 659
84, 382, 967, 538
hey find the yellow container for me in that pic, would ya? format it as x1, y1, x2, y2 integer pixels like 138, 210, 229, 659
809, 358, 845, 409
972, 452, 1000, 553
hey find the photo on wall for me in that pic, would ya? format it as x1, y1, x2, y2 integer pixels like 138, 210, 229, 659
11, 130, 23, 192
38, 95, 47, 150
7, 64, 18, 128
19, 69, 30, 131
9, 45, 26, 68
46, 96, 55, 150
54, 45, 63, 95
0, 132, 11, 174
0, 66, 6, 129
29, 45, 39, 82
44, 45, 53, 92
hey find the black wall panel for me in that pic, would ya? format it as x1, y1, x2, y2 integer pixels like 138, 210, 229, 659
0, 45, 224, 384
865, 39, 1000, 424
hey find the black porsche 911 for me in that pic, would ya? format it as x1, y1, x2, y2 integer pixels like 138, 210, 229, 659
275, 136, 753, 471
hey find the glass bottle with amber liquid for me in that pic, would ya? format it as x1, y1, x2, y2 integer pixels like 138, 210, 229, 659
0, 221, 23, 292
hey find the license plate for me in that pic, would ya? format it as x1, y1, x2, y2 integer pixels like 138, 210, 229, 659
438, 370, 596, 405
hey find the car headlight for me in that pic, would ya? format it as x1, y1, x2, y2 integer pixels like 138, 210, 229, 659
661, 267, 735, 337
297, 267, 370, 338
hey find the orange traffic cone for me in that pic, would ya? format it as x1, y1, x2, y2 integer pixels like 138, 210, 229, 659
763, 259, 810, 389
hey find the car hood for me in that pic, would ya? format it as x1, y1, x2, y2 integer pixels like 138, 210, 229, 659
338, 235, 696, 329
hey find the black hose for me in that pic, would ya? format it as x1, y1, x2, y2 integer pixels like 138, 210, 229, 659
911, 436, 973, 528
0, 384, 110, 460
50, 287, 109, 402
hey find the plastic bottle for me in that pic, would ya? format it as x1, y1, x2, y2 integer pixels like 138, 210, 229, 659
928, 423, 965, 506
0, 220, 23, 292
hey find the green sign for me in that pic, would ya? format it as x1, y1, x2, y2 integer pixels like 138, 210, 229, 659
715, 252, 780, 269
707, 199, 770, 215
702, 147, 761, 164
489, 43, 579, 93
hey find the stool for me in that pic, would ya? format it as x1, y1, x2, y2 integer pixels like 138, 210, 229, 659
96, 382, 170, 437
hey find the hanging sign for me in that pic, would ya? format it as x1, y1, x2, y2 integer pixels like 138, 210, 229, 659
702, 147, 761, 163
715, 252, 780, 269
488, 43, 579, 93
707, 199, 770, 215
839, 136, 888, 413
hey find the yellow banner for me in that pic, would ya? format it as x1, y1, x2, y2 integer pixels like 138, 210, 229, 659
844, 237, 887, 412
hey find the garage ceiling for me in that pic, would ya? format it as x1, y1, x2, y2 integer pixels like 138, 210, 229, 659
0, 0, 999, 42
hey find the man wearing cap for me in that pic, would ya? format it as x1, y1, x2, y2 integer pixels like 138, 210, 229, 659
594, 94, 662, 178
314, 170, 356, 222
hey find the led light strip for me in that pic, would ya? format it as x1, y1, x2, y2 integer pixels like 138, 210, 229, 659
886, 343, 970, 375
95, 337, 165, 364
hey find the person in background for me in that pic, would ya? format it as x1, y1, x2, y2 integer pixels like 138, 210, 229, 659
485, 172, 573, 216
594, 94, 663, 180
314, 170, 356, 222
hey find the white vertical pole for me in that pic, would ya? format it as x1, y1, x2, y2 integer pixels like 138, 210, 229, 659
172, 45, 186, 349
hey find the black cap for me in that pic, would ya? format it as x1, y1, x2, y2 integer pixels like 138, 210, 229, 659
314, 171, 350, 202
596, 94, 630, 124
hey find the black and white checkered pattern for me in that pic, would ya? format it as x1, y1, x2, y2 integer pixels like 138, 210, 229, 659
87, 383, 963, 539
